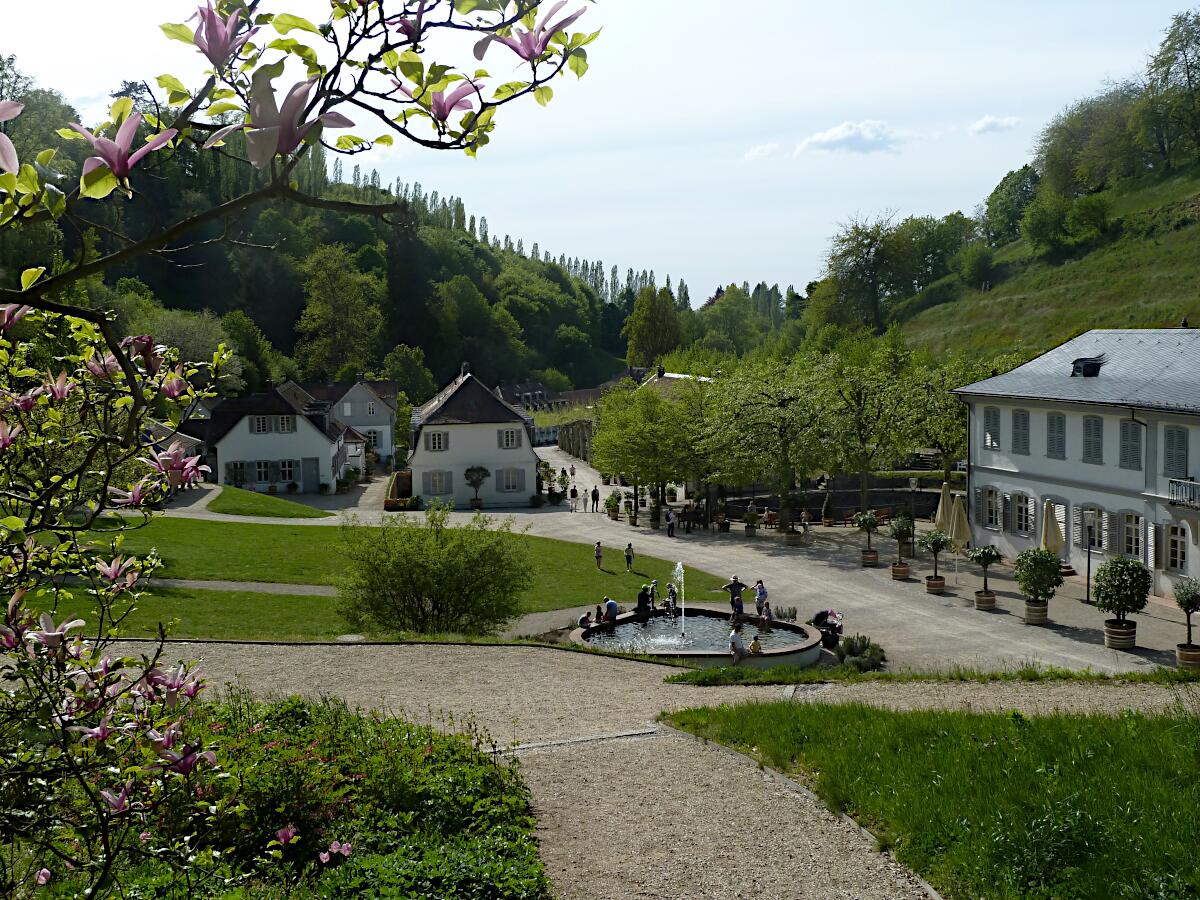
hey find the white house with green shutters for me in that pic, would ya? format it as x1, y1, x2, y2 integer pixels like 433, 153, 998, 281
955, 329, 1200, 595
407, 366, 539, 508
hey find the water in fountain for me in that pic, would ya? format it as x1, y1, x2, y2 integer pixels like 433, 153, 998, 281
672, 561, 686, 636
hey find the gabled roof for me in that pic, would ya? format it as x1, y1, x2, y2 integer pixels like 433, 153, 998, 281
954, 329, 1200, 415
292, 380, 399, 408
413, 372, 529, 428
204, 389, 343, 445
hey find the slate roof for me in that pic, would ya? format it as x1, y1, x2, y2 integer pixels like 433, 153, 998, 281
413, 373, 529, 428
204, 389, 343, 444
954, 329, 1200, 415
295, 380, 399, 407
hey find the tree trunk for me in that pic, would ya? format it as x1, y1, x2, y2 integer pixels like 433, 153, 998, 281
859, 469, 869, 512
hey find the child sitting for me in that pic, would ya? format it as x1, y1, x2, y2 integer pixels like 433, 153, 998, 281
749, 635, 763, 655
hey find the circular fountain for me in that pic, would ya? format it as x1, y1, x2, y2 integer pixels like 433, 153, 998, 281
571, 562, 822, 669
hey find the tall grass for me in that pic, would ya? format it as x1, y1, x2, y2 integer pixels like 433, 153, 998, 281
669, 700, 1200, 898
666, 662, 1200, 686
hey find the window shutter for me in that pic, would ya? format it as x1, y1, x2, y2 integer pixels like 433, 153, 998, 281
1013, 410, 1030, 455
1119, 421, 1142, 470
515, 428, 523, 448
1151, 524, 1163, 569
1102, 510, 1114, 552
516, 468, 526, 493
224, 462, 234, 481
497, 429, 504, 449
1002, 493, 1011, 532
423, 431, 431, 452
1047, 413, 1066, 459
1072, 505, 1083, 547
1027, 495, 1037, 534
442, 432, 450, 452
444, 471, 453, 494
248, 417, 255, 433
421, 471, 432, 495
269, 461, 281, 482
1166, 427, 1189, 478
974, 487, 984, 526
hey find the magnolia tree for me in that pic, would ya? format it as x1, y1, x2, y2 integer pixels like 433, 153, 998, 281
0, 1, 596, 894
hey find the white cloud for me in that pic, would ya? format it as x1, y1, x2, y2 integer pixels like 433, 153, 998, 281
969, 114, 1021, 135
794, 120, 902, 155
743, 142, 781, 162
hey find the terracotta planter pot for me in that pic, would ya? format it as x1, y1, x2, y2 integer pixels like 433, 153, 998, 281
925, 575, 945, 594
607, 508, 619, 520
470, 498, 482, 510
890, 562, 910, 580
1024, 601, 1049, 626
784, 531, 804, 546
744, 525, 757, 536
1104, 618, 1136, 650
1177, 644, 1200, 672
861, 548, 879, 567
974, 589, 996, 611
628, 516, 638, 527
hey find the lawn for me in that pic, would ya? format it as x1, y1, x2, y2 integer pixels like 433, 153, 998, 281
206, 486, 333, 518
99, 517, 726, 615
668, 701, 1200, 898
53, 587, 355, 642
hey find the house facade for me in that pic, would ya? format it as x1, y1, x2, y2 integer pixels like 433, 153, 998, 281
205, 390, 349, 493
407, 367, 539, 508
279, 379, 399, 465
956, 329, 1200, 595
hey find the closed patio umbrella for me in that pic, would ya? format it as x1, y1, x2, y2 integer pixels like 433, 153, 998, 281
934, 482, 953, 533
1041, 499, 1065, 557
949, 494, 972, 585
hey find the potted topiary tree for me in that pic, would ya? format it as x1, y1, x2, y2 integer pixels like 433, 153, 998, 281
1093, 555, 1152, 649
917, 530, 953, 594
743, 505, 760, 535
649, 500, 662, 530
853, 511, 880, 567
1013, 547, 1063, 626
604, 490, 621, 520
966, 545, 1003, 611
821, 489, 834, 527
888, 515, 913, 580
1174, 577, 1200, 671
464, 466, 491, 510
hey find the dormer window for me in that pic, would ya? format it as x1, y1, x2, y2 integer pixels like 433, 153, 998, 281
1070, 355, 1107, 377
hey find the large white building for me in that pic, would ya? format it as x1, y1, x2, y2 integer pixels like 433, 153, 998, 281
407, 367, 540, 508
956, 329, 1200, 594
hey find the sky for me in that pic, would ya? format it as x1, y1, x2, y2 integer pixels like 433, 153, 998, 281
5, 0, 1188, 301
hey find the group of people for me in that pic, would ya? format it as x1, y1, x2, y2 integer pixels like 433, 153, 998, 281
576, 578, 681, 628
591, 541, 643, 573
727, 624, 765, 663
721, 575, 774, 626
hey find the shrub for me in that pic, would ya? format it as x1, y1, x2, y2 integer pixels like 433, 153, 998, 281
966, 545, 1004, 593
529, 493, 546, 508
1176, 577, 1200, 647
603, 490, 621, 512
1067, 193, 1112, 243
1021, 191, 1071, 252
547, 491, 564, 506
918, 530, 954, 578
1093, 556, 1152, 624
957, 242, 995, 289
889, 515, 914, 562
835, 634, 887, 672
1013, 548, 1064, 605
338, 502, 532, 635
852, 510, 879, 550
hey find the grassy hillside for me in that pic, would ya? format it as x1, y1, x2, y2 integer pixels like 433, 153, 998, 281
900, 167, 1200, 358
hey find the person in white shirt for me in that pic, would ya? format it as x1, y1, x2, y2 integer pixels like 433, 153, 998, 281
729, 625, 750, 664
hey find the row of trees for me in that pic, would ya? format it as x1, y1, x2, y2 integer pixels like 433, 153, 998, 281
592, 330, 1014, 518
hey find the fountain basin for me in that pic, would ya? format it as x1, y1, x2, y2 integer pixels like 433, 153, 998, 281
571, 608, 822, 669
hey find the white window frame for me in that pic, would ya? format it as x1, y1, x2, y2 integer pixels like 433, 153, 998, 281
430, 471, 449, 494
279, 415, 294, 433
983, 407, 1001, 450
255, 460, 270, 483
280, 460, 295, 483
501, 468, 520, 492
501, 428, 519, 449
1122, 513, 1143, 558
1082, 505, 1104, 549
1168, 524, 1188, 573
366, 430, 379, 450
230, 461, 246, 483
367, 401, 376, 416
985, 487, 1002, 530
253, 415, 270, 434
1014, 493, 1033, 534
342, 402, 352, 416
429, 431, 446, 452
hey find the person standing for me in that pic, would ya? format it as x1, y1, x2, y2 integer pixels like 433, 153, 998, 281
591, 485, 600, 513
723, 575, 747, 618
569, 485, 579, 512
753, 579, 768, 616
569, 464, 576, 479
665, 507, 675, 537
594, 541, 603, 570
624, 542, 635, 573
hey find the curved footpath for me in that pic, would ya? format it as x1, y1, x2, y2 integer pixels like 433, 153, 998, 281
124, 640, 1190, 900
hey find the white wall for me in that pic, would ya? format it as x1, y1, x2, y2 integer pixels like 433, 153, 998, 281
409, 422, 538, 508
217, 415, 338, 492
335, 383, 397, 462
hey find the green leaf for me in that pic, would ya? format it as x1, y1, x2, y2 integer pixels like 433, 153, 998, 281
167, 91, 191, 108
397, 50, 423, 82
110, 96, 134, 125
80, 165, 119, 200
374, 135, 394, 147
273, 13, 321, 35
0, 515, 26, 535
56, 127, 85, 141
160, 22, 196, 44
382, 50, 401, 72
206, 101, 243, 117
568, 48, 589, 78
534, 86, 554, 107
41, 183, 66, 218
492, 81, 528, 101
335, 134, 366, 150
35, 148, 57, 168
15, 164, 38, 195
20, 267, 44, 290
156, 74, 189, 95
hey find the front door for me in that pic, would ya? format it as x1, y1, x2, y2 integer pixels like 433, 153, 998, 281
301, 457, 320, 493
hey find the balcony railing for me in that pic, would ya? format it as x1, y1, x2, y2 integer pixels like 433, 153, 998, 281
1169, 478, 1200, 509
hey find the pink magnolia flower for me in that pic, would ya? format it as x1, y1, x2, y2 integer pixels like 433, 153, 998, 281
393, 79, 479, 123
160, 365, 187, 399
386, 0, 427, 42
318, 850, 330, 864
69, 114, 178, 182
36, 869, 51, 886
474, 1, 586, 61
204, 71, 353, 170
182, 456, 211, 485
276, 824, 298, 845
157, 745, 217, 776
86, 353, 122, 380
121, 334, 163, 374
100, 782, 132, 815
139, 831, 152, 843
72, 715, 118, 743
0, 101, 22, 174
3, 388, 41, 412
95, 555, 136, 586
0, 420, 23, 450
0, 305, 31, 331
0, 624, 19, 650
193, 1, 258, 69
146, 720, 182, 752
108, 478, 155, 507
28, 612, 85, 650
44, 370, 75, 400
330, 840, 352, 857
